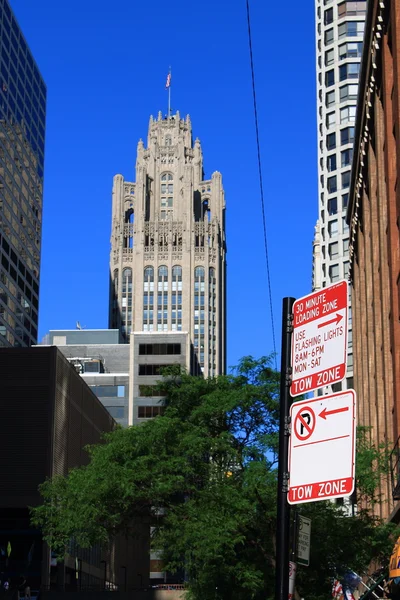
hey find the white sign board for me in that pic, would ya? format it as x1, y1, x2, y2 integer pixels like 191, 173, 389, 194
290, 281, 348, 397
288, 390, 356, 504
297, 516, 311, 567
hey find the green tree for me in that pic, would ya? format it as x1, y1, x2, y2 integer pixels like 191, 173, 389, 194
31, 357, 399, 600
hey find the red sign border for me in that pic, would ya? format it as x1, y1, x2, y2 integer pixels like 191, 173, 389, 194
287, 390, 356, 505
290, 280, 348, 397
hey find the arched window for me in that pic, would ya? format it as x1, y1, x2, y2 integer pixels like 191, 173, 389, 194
124, 209, 134, 248
143, 267, 154, 331
209, 267, 216, 376
121, 268, 133, 339
165, 135, 172, 146
157, 266, 168, 331
160, 173, 173, 209
194, 267, 205, 371
171, 266, 182, 331
203, 199, 211, 222
112, 269, 119, 328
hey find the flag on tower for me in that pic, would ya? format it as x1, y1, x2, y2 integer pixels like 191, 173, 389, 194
165, 72, 171, 89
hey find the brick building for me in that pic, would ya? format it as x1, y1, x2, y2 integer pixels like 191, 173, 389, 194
347, 0, 400, 518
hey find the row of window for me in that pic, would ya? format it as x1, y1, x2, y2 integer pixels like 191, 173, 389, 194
321, 216, 349, 240
138, 385, 166, 397
323, 21, 365, 47
321, 1, 366, 25
327, 261, 350, 282
323, 42, 363, 68
325, 84, 358, 109
325, 170, 351, 194
138, 363, 178, 376
325, 238, 350, 259
138, 343, 181, 356
325, 106, 356, 130
325, 126, 355, 151
324, 148, 353, 173
90, 385, 125, 398
322, 193, 348, 216
138, 405, 164, 419
323, 62, 360, 88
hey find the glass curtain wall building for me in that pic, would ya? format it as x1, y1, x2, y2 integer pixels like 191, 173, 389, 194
0, 0, 46, 347
314, 0, 366, 392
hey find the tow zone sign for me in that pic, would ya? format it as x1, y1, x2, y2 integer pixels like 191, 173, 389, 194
288, 390, 356, 505
290, 281, 348, 397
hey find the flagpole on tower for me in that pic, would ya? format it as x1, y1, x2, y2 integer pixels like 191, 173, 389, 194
166, 67, 171, 118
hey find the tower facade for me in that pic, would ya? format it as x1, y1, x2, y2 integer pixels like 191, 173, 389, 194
0, 0, 46, 347
109, 111, 226, 376
314, 0, 367, 393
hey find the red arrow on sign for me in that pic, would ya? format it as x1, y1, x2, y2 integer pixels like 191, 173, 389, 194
317, 313, 343, 329
319, 406, 349, 420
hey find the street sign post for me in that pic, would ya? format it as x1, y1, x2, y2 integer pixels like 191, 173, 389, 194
297, 516, 311, 567
288, 390, 356, 505
290, 281, 348, 397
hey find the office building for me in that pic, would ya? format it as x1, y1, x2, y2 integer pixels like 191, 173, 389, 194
109, 111, 226, 377
347, 0, 400, 519
41, 329, 130, 428
314, 0, 367, 393
0, 346, 148, 592
0, 0, 46, 347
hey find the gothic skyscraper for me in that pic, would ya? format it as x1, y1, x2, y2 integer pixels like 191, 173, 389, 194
109, 111, 226, 377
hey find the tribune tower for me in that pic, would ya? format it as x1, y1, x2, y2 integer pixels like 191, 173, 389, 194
109, 111, 226, 376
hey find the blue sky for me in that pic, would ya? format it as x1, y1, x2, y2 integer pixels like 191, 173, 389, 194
12, 0, 317, 369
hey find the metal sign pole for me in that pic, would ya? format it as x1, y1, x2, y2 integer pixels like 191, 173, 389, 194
275, 297, 295, 600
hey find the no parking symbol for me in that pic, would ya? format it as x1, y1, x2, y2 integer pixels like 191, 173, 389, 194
294, 407, 315, 441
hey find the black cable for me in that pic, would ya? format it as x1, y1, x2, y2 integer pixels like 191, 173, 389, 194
245, 0, 278, 370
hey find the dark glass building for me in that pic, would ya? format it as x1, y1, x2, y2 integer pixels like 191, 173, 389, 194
0, 0, 46, 346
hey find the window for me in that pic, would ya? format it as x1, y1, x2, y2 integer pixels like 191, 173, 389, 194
324, 7, 333, 23
329, 264, 340, 282
341, 148, 353, 167
107, 407, 125, 420
329, 241, 339, 258
143, 267, 154, 331
328, 197, 338, 215
342, 193, 349, 209
325, 28, 334, 45
338, 1, 366, 17
338, 21, 365, 38
339, 41, 363, 60
339, 62, 360, 81
343, 216, 349, 233
139, 385, 166, 397
341, 126, 355, 145
327, 154, 337, 172
138, 364, 170, 376
325, 69, 335, 87
139, 343, 181, 355
325, 48, 335, 66
171, 265, 182, 331
340, 105, 356, 124
347, 352, 353, 369
327, 132, 336, 150
327, 175, 337, 193
160, 172, 173, 209
157, 266, 168, 331
90, 385, 126, 398
347, 330, 352, 350
121, 268, 133, 338
326, 90, 335, 107
165, 135, 172, 146
343, 238, 349, 255
340, 84, 358, 102
194, 267, 205, 370
326, 111, 336, 128
328, 220, 338, 236
138, 405, 165, 419
342, 171, 351, 188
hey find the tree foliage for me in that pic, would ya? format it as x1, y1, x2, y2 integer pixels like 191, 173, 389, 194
31, 356, 399, 600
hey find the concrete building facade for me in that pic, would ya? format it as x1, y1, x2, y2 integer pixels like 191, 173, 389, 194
314, 0, 367, 393
347, 0, 400, 519
109, 111, 226, 377
0, 0, 46, 347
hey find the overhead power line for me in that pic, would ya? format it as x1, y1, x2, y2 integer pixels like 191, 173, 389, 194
245, 0, 277, 370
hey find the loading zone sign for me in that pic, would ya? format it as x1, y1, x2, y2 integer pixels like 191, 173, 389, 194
288, 390, 356, 505
290, 281, 348, 397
